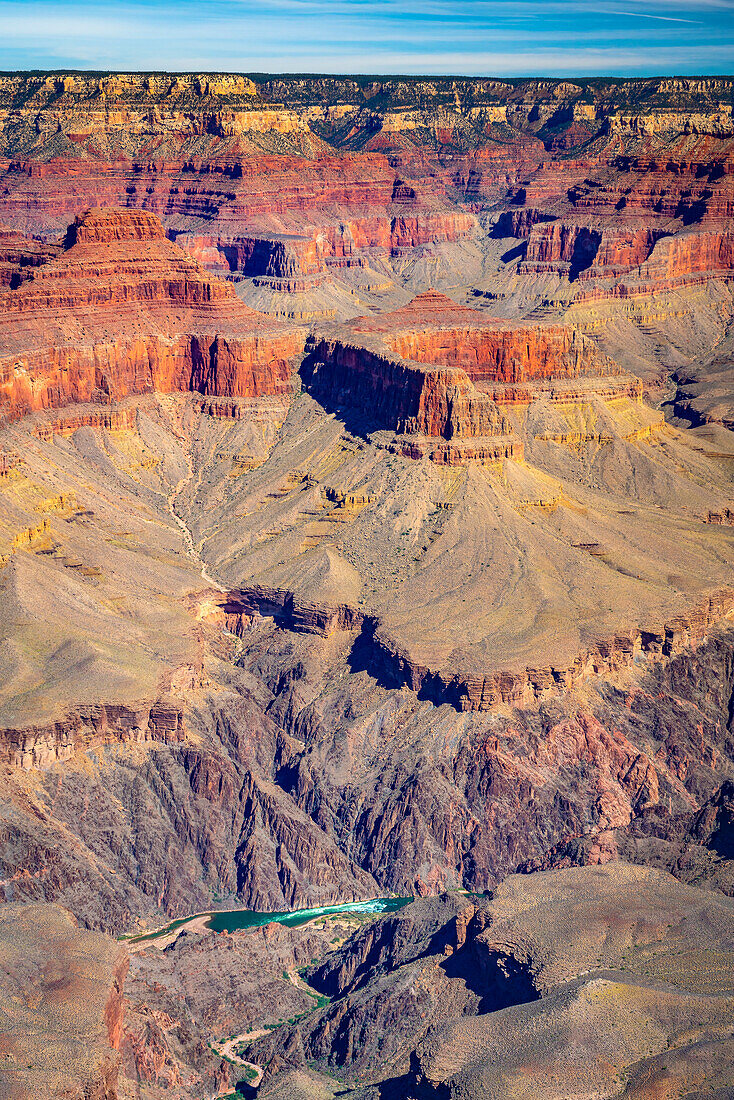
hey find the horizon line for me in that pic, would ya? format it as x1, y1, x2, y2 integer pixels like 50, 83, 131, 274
2, 68, 734, 79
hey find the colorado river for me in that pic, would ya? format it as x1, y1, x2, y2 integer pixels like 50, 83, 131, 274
122, 896, 411, 945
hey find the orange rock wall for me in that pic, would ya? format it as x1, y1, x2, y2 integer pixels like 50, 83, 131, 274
639, 227, 734, 279
305, 335, 508, 438
386, 324, 617, 384
520, 223, 668, 276
0, 208, 306, 423
567, 150, 734, 221
520, 222, 734, 282
0, 154, 413, 237
0, 330, 301, 422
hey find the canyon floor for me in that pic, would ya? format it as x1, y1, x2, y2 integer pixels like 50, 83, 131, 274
0, 73, 734, 1099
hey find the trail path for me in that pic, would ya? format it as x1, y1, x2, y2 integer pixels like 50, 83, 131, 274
211, 1029, 267, 1090
210, 972, 323, 1093
163, 406, 227, 591
285, 965, 319, 996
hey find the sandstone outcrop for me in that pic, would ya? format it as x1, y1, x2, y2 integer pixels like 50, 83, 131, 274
305, 335, 512, 441
521, 221, 734, 290
0, 224, 58, 286
305, 291, 630, 454
0, 208, 305, 423
519, 221, 669, 276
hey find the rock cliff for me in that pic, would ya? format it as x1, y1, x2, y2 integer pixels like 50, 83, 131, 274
0, 702, 183, 769
244, 865, 734, 1096
0, 208, 305, 422
304, 291, 629, 452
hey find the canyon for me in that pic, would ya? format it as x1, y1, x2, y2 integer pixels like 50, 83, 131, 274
0, 72, 734, 1100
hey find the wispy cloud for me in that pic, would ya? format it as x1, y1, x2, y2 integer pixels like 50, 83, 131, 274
598, 8, 699, 20
0, 0, 732, 73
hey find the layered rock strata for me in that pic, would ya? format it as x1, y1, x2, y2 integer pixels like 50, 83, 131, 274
0, 702, 183, 770
173, 210, 477, 278
520, 221, 734, 288
1, 76, 732, 301
305, 291, 632, 455
0, 208, 305, 423
210, 585, 734, 712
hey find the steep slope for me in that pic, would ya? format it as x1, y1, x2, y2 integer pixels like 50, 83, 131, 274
0, 903, 127, 1100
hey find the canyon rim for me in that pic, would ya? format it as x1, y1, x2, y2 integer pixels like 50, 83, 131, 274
1, 37, 734, 1100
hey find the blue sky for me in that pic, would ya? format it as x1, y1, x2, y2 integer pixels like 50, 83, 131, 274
1, 0, 733, 76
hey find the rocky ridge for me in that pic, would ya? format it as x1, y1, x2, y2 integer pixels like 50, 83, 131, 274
242, 863, 734, 1097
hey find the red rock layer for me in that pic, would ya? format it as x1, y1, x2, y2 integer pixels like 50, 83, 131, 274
637, 227, 734, 281
0, 153, 439, 238
519, 221, 734, 285
448, 142, 548, 207
2, 208, 233, 323
349, 291, 618, 384
519, 223, 667, 276
0, 209, 305, 423
306, 291, 622, 443
1, 334, 301, 423
305, 334, 510, 439
565, 229, 734, 306
0, 225, 59, 287
567, 145, 734, 222
1, 80, 733, 275
65, 207, 167, 245
493, 208, 557, 238
174, 211, 477, 278
386, 322, 616, 384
